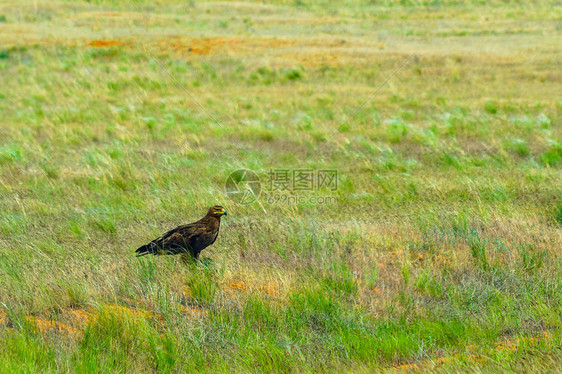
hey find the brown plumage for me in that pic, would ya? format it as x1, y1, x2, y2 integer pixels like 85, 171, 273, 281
135, 206, 227, 263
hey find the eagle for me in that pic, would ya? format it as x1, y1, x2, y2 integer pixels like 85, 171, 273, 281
135, 205, 227, 264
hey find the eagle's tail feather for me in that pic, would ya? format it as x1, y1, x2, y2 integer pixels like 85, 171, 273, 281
135, 244, 153, 257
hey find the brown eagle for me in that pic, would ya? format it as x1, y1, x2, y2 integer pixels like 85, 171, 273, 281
135, 205, 227, 263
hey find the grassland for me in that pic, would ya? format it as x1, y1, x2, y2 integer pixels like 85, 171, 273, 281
0, 0, 561, 372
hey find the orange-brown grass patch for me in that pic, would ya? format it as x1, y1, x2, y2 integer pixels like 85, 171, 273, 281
86, 40, 124, 48
180, 306, 209, 319
393, 354, 469, 371
269, 38, 387, 67
393, 331, 555, 371
104, 304, 150, 318
258, 283, 279, 297
370, 287, 383, 295
225, 279, 280, 298
25, 316, 81, 336
229, 281, 248, 291
64, 308, 94, 329
159, 37, 243, 55
156, 37, 296, 56
434, 356, 454, 365
60, 304, 164, 330
90, 12, 121, 18
297, 54, 341, 68
104, 304, 165, 324
497, 331, 553, 352
3, 303, 208, 338
394, 363, 418, 371
182, 285, 193, 298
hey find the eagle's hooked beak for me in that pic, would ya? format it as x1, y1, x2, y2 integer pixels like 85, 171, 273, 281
222, 209, 228, 216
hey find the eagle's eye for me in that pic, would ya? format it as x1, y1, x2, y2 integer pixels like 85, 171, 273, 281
213, 206, 227, 216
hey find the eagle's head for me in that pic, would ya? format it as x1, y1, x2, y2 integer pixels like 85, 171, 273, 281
208, 205, 227, 218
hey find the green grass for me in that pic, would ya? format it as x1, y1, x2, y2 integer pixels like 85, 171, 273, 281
0, 0, 561, 372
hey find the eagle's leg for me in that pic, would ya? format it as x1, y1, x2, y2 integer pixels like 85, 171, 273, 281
180, 253, 196, 265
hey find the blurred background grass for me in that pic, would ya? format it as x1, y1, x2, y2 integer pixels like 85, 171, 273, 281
0, 0, 561, 372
